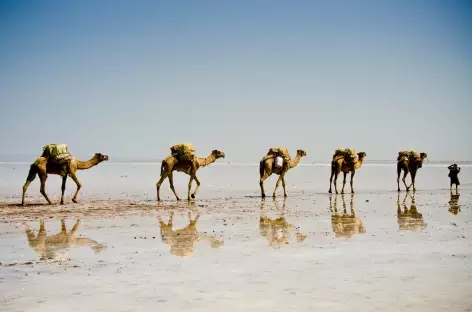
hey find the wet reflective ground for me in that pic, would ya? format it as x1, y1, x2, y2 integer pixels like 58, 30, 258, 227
1, 189, 471, 312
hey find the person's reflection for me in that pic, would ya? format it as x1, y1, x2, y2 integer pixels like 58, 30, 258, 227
259, 198, 306, 248
448, 190, 460, 215
157, 211, 224, 257
329, 194, 366, 238
23, 219, 106, 261
397, 192, 426, 231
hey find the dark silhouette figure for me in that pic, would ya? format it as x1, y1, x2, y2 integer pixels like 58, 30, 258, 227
448, 163, 461, 191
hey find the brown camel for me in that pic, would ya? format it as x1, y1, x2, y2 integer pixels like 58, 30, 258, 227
259, 149, 307, 198
397, 152, 427, 192
23, 219, 106, 261
21, 153, 109, 206
397, 192, 426, 231
156, 149, 225, 201
328, 152, 367, 194
448, 189, 460, 215
329, 194, 366, 238
259, 198, 306, 248
157, 212, 224, 257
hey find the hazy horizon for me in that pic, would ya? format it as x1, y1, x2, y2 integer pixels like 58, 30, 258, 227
1, 0, 471, 162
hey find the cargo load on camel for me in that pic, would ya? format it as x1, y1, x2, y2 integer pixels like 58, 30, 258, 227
41, 144, 72, 176
398, 150, 421, 162
265, 147, 291, 169
333, 148, 357, 164
41, 144, 72, 164
170, 143, 196, 162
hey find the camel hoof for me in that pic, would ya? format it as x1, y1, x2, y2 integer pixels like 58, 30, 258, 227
72, 199, 78, 203
284, 194, 288, 198
191, 194, 195, 199
328, 190, 332, 194
60, 202, 64, 205
261, 194, 266, 198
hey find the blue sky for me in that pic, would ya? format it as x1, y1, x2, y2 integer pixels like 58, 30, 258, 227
0, 0, 471, 161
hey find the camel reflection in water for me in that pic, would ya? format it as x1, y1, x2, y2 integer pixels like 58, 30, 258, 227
448, 190, 460, 215
157, 211, 224, 257
259, 198, 306, 248
397, 192, 426, 231
329, 194, 366, 238
23, 219, 106, 261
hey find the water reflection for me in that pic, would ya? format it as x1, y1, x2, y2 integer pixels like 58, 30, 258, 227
448, 190, 460, 215
329, 194, 366, 238
23, 219, 106, 261
259, 198, 306, 248
157, 212, 224, 257
397, 193, 426, 231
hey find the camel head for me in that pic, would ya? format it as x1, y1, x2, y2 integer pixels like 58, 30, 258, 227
94, 153, 109, 162
296, 150, 307, 157
357, 152, 367, 159
211, 150, 225, 159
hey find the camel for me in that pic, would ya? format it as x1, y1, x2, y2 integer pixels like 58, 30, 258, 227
259, 149, 307, 198
328, 152, 367, 194
259, 198, 306, 248
23, 219, 106, 261
156, 149, 225, 201
448, 189, 460, 215
397, 192, 426, 231
329, 194, 366, 238
157, 212, 224, 257
21, 153, 109, 206
397, 152, 428, 192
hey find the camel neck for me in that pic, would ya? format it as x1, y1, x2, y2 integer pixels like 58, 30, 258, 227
76, 157, 100, 170
354, 158, 365, 170
197, 154, 217, 167
289, 154, 302, 169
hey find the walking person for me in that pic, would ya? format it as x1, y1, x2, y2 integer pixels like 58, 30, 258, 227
448, 163, 461, 191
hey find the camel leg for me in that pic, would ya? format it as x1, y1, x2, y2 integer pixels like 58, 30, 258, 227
24, 223, 36, 242
60, 176, 67, 205
402, 171, 409, 191
22, 168, 37, 206
61, 219, 67, 233
397, 165, 401, 192
328, 168, 335, 193
350, 171, 356, 194
69, 172, 82, 203
273, 175, 283, 197
38, 220, 46, 238
168, 173, 180, 201
409, 171, 417, 192
156, 173, 168, 202
333, 171, 340, 194
281, 174, 288, 197
39, 173, 52, 205
187, 176, 194, 200
191, 175, 201, 199
260, 172, 270, 198
341, 172, 347, 194
70, 219, 80, 234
